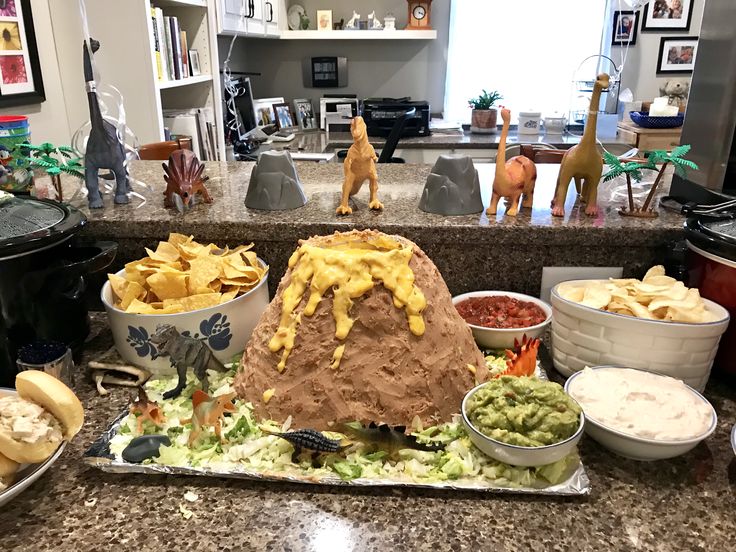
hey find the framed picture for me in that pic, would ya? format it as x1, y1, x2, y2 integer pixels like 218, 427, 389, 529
0, 0, 44, 107
317, 10, 332, 31
656, 36, 698, 74
293, 98, 317, 131
642, 0, 694, 31
272, 102, 297, 130
252, 97, 284, 126
612, 10, 638, 46
188, 49, 200, 76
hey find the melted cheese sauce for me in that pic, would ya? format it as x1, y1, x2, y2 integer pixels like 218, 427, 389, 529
567, 367, 713, 441
268, 235, 427, 372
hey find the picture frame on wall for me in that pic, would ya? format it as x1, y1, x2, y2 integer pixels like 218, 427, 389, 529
611, 10, 638, 46
642, 0, 694, 31
0, 0, 45, 108
272, 102, 297, 131
293, 98, 317, 131
252, 97, 284, 126
656, 36, 698, 74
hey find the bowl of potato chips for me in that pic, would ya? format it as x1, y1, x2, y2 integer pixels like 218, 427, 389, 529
550, 266, 729, 391
101, 233, 269, 372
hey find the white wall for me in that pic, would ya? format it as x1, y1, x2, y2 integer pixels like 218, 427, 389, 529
612, 2, 705, 102
0, 0, 71, 144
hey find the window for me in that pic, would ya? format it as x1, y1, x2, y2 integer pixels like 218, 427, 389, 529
444, 0, 608, 124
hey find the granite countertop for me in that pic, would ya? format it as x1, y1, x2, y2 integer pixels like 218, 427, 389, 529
1, 313, 735, 551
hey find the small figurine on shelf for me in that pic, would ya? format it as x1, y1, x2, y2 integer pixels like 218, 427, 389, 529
603, 146, 697, 218
368, 11, 383, 29
12, 142, 84, 202
333, 18, 345, 30
346, 10, 360, 29
336, 116, 382, 215
383, 14, 396, 30
162, 149, 212, 213
486, 108, 536, 217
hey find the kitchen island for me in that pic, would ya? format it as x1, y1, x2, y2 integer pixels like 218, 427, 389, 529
0, 314, 734, 551
63, 160, 683, 297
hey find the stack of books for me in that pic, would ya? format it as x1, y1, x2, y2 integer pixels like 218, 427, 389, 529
163, 108, 219, 161
150, 7, 194, 81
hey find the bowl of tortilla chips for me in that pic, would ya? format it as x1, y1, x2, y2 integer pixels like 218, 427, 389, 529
550, 266, 729, 391
101, 233, 269, 372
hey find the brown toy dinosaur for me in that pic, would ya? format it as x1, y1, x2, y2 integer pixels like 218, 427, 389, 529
181, 389, 237, 446
486, 108, 537, 216
129, 386, 166, 434
162, 149, 212, 213
336, 116, 382, 215
551, 73, 610, 217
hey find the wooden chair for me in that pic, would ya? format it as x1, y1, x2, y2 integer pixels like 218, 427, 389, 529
138, 137, 193, 160
520, 144, 565, 164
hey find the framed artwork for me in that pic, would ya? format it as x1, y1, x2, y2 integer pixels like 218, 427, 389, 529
293, 98, 317, 131
656, 36, 698, 74
612, 10, 638, 46
0, 0, 44, 107
252, 97, 284, 126
188, 49, 200, 76
642, 0, 694, 31
317, 10, 332, 31
272, 102, 297, 130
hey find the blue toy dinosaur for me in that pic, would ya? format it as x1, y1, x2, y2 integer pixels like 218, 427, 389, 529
82, 39, 130, 209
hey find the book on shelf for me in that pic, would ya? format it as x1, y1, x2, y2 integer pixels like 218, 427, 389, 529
163, 108, 218, 161
180, 30, 189, 78
169, 16, 182, 80
154, 8, 169, 81
162, 16, 175, 80
150, 8, 162, 80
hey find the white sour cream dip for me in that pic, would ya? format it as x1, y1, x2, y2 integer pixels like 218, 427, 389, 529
567, 367, 713, 441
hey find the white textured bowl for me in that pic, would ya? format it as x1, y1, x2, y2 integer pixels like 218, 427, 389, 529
565, 367, 717, 461
101, 264, 269, 372
452, 291, 552, 350
551, 280, 730, 391
461, 382, 584, 467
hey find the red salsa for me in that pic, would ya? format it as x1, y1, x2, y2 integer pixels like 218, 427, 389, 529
456, 295, 547, 329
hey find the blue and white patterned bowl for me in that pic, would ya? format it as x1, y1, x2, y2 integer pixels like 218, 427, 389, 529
101, 263, 269, 373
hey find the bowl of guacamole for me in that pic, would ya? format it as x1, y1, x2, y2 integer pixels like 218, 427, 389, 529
461, 376, 585, 467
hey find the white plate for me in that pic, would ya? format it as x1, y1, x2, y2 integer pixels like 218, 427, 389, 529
731, 424, 736, 456
287, 4, 305, 30
0, 388, 66, 509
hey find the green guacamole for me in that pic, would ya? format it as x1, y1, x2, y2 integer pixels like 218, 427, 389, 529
466, 376, 581, 447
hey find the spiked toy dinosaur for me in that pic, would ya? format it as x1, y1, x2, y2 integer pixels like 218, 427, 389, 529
82, 39, 130, 209
551, 73, 610, 217
486, 108, 537, 216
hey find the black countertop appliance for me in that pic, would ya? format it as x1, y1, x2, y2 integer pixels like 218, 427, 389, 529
362, 97, 430, 138
0, 195, 116, 387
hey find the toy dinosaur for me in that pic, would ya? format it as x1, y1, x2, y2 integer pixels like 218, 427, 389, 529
182, 390, 237, 445
336, 116, 382, 215
342, 422, 445, 455
552, 73, 610, 217
162, 149, 212, 213
82, 39, 131, 209
149, 324, 227, 400
262, 428, 344, 463
486, 108, 537, 216
497, 335, 540, 378
129, 386, 166, 434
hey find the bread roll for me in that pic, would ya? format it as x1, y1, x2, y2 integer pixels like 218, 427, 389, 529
0, 430, 60, 464
0, 451, 18, 477
16, 371, 84, 439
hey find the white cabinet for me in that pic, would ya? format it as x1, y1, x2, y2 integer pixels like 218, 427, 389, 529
219, 0, 281, 37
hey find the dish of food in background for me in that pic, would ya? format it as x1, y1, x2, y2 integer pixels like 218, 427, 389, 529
0, 370, 83, 507
565, 366, 716, 460
452, 291, 551, 349
556, 265, 719, 323
456, 295, 547, 329
462, 377, 584, 467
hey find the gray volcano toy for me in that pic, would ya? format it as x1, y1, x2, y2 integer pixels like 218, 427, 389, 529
245, 151, 307, 210
419, 155, 483, 216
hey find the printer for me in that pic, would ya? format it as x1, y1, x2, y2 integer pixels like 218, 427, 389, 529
362, 97, 431, 137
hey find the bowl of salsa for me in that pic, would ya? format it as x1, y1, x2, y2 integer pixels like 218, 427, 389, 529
452, 291, 552, 349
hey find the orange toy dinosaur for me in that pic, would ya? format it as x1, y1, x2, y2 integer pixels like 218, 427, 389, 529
182, 390, 237, 446
551, 73, 610, 217
129, 387, 166, 434
497, 335, 540, 378
486, 108, 537, 216
336, 116, 383, 215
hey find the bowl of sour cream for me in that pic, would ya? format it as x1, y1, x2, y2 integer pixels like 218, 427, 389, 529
564, 366, 717, 461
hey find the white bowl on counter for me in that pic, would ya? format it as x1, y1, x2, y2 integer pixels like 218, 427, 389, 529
550, 280, 730, 391
452, 291, 552, 350
461, 382, 585, 467
101, 265, 269, 372
564, 367, 717, 461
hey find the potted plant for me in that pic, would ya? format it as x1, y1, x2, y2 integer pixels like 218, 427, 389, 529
468, 90, 503, 134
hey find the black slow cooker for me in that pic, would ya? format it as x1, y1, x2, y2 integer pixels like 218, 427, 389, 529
0, 195, 116, 387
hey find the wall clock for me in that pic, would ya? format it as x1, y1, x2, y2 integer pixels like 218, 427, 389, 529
406, 0, 432, 30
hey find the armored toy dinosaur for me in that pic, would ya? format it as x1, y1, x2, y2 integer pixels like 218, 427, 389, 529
336, 116, 383, 215
149, 324, 227, 400
82, 39, 130, 209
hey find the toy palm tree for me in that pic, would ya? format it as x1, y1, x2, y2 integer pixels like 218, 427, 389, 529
602, 152, 645, 214
639, 146, 698, 213
13, 142, 85, 201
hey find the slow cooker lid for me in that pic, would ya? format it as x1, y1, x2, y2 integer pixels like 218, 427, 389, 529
0, 195, 86, 258
698, 219, 736, 245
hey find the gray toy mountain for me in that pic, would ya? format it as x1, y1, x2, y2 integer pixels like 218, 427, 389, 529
419, 155, 483, 216
245, 151, 307, 210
